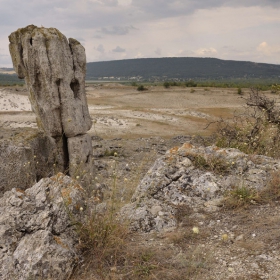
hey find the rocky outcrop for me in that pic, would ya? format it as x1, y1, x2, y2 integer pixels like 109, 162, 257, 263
0, 133, 66, 197
9, 25, 91, 137
8, 25, 93, 182
0, 173, 86, 280
121, 143, 280, 232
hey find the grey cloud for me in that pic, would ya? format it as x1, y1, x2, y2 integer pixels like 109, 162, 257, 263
130, 0, 280, 19
96, 44, 105, 53
112, 46, 126, 52
75, 37, 85, 43
93, 35, 103, 39
97, 0, 118, 6
155, 48, 161, 56
100, 25, 137, 35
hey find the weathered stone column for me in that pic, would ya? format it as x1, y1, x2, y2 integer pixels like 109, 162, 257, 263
9, 25, 93, 183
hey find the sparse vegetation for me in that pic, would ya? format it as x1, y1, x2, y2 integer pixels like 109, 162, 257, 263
211, 88, 280, 158
223, 185, 259, 209
185, 80, 197, 87
188, 153, 232, 175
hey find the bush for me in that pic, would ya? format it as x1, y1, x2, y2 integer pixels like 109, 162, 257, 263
137, 85, 147, 91
211, 88, 280, 158
185, 80, 197, 87
237, 87, 242, 95
163, 81, 170, 88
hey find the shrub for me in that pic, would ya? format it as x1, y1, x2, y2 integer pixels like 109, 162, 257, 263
185, 80, 197, 87
237, 87, 242, 95
137, 85, 147, 91
163, 81, 170, 88
223, 185, 259, 209
211, 88, 280, 158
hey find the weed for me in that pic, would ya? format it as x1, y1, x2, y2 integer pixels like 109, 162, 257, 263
189, 153, 232, 175
258, 171, 280, 203
223, 185, 259, 209
104, 149, 119, 157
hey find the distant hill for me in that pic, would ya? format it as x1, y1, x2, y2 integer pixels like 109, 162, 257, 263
2, 57, 280, 85
86, 57, 280, 80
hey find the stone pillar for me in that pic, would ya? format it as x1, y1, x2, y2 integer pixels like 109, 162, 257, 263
9, 25, 93, 184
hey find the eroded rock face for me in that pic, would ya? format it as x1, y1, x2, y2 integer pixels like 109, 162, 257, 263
121, 143, 280, 232
0, 173, 86, 280
9, 25, 92, 137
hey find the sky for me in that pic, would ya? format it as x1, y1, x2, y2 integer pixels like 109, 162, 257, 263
1, 0, 280, 67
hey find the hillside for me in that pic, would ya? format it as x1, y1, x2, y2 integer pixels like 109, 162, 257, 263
1, 57, 280, 84
86, 57, 280, 80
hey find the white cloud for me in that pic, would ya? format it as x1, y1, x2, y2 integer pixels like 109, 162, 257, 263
257, 41, 280, 55
194, 48, 218, 57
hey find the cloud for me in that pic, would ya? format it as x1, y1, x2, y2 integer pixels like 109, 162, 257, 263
96, 44, 105, 53
118, 0, 132, 6
155, 48, 161, 56
257, 41, 280, 56
194, 48, 218, 57
99, 25, 137, 35
112, 46, 126, 52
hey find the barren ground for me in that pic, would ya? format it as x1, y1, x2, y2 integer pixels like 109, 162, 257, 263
1, 84, 280, 279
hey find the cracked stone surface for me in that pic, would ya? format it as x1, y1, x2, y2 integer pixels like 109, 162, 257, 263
121, 142, 280, 232
0, 173, 86, 280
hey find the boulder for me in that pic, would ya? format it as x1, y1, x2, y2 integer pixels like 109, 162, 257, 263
0, 134, 66, 197
121, 143, 280, 232
0, 173, 86, 280
9, 25, 92, 138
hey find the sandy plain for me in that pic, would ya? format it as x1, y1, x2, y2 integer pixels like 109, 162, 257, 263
0, 83, 251, 139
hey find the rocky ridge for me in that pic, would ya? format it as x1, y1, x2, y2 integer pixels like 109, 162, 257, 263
122, 142, 280, 232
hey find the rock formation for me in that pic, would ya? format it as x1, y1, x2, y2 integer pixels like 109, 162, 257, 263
0, 173, 86, 280
8, 25, 93, 183
121, 143, 280, 232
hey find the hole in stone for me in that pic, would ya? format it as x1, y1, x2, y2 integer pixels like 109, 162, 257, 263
70, 79, 80, 99
30, 37, 33, 46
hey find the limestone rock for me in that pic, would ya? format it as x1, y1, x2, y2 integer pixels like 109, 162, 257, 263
9, 25, 92, 137
121, 143, 280, 232
0, 142, 35, 196
0, 134, 66, 197
68, 134, 94, 185
0, 173, 86, 280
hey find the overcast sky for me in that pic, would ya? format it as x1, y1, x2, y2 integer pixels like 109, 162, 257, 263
1, 0, 280, 67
